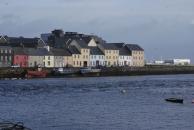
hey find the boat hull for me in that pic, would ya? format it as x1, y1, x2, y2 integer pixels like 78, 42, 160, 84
165, 98, 183, 104
26, 71, 47, 78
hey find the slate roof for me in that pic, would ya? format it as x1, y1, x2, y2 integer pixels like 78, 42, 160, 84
82, 37, 92, 44
119, 47, 131, 56
27, 48, 50, 56
51, 48, 72, 56
13, 47, 28, 55
8, 37, 39, 48
89, 47, 104, 55
73, 38, 89, 48
68, 46, 81, 54
100, 43, 119, 50
125, 44, 144, 51
106, 43, 131, 56
110, 43, 125, 48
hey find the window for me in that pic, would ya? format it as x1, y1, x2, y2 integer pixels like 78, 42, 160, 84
48, 61, 50, 66
48, 56, 50, 60
0, 50, 3, 53
0, 56, 3, 61
5, 50, 7, 53
9, 50, 12, 53
8, 56, 11, 61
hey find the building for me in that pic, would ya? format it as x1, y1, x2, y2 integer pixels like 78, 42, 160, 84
0, 46, 13, 67
68, 39, 90, 67
164, 59, 191, 65
89, 47, 105, 67
125, 44, 144, 67
27, 48, 48, 67
68, 46, 82, 67
110, 43, 133, 66
13, 47, 28, 67
51, 48, 72, 67
98, 43, 119, 67
43, 47, 54, 68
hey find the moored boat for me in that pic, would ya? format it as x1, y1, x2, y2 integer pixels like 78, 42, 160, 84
53, 68, 78, 76
26, 67, 47, 78
80, 67, 101, 76
80, 67, 101, 74
0, 122, 31, 130
165, 98, 183, 104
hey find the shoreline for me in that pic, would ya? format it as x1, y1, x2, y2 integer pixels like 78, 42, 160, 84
0, 65, 194, 79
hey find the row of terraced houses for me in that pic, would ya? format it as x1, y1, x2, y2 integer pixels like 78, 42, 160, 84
0, 30, 144, 68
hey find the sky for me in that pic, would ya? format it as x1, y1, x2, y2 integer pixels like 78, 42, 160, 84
0, 0, 194, 62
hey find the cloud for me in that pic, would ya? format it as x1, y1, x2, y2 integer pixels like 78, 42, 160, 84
191, 20, 194, 25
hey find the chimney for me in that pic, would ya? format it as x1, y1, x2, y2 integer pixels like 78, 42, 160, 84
45, 46, 50, 52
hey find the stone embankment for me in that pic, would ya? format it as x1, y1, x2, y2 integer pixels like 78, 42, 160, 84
0, 65, 194, 79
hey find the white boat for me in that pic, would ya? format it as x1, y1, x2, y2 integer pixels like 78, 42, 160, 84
54, 68, 78, 75
80, 67, 101, 74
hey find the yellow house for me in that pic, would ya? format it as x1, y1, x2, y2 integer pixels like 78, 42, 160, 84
98, 43, 119, 67
125, 44, 145, 67
68, 39, 90, 67
43, 46, 54, 68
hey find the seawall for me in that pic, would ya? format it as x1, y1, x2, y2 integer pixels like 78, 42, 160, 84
0, 65, 194, 79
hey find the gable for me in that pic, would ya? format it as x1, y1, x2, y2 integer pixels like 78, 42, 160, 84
88, 38, 97, 47
0, 36, 8, 44
38, 39, 47, 48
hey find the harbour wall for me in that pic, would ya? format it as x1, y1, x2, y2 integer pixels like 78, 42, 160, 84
0, 65, 194, 79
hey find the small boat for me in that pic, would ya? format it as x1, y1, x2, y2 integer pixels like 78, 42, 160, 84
192, 100, 194, 104
53, 68, 78, 76
26, 67, 47, 78
80, 67, 101, 74
165, 98, 183, 104
0, 122, 31, 130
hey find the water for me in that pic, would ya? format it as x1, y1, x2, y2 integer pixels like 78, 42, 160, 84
0, 75, 194, 130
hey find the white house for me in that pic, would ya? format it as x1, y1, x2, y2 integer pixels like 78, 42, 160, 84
118, 47, 133, 66
89, 47, 105, 67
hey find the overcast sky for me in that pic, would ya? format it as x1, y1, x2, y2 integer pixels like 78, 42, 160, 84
0, 0, 194, 62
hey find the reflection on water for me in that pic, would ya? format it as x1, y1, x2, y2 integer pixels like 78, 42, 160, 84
0, 75, 194, 130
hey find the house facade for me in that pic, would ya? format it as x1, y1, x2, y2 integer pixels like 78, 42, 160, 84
89, 47, 105, 67
52, 48, 72, 67
68, 46, 82, 67
0, 46, 13, 67
98, 43, 119, 67
69, 39, 90, 67
13, 47, 28, 67
27, 48, 47, 67
125, 44, 144, 67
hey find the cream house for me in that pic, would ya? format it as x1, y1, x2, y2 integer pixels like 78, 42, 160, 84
68, 39, 90, 67
51, 48, 72, 67
27, 48, 47, 67
125, 44, 144, 67
110, 43, 133, 66
98, 43, 119, 67
43, 46, 54, 68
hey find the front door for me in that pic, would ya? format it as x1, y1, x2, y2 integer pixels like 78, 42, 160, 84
83, 61, 87, 67
96, 60, 99, 66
